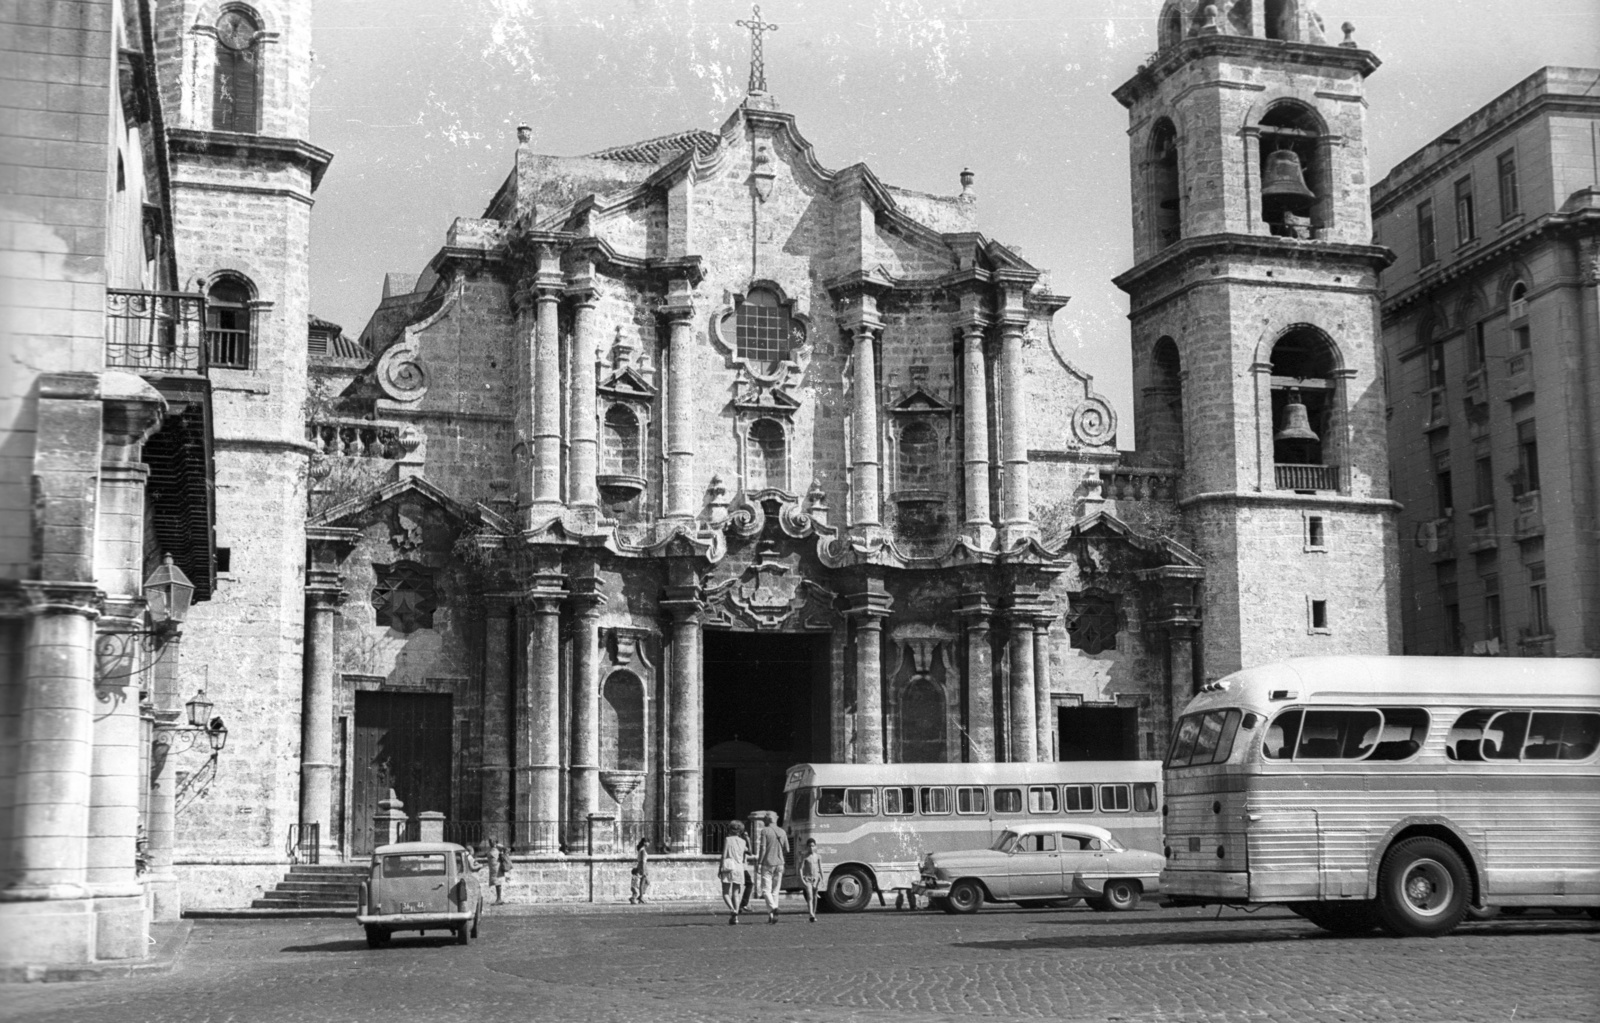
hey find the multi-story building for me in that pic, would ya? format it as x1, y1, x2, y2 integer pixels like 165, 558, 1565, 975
1, 0, 218, 967
1373, 67, 1600, 658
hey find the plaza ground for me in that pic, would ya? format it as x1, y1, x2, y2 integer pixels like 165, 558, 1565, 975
3, 903, 1597, 1022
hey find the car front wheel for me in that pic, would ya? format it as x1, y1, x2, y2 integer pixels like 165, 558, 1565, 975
945, 879, 984, 915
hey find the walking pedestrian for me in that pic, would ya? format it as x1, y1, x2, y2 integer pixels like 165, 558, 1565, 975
485, 836, 511, 905
755, 812, 789, 924
718, 821, 749, 924
629, 837, 651, 904
799, 838, 823, 922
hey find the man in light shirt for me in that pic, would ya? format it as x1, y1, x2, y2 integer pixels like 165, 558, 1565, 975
754, 812, 789, 924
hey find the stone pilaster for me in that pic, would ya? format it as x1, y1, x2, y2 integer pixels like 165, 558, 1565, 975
845, 580, 893, 764
299, 585, 342, 860
516, 580, 566, 853
848, 322, 883, 528
1004, 608, 1036, 763
661, 576, 703, 852
997, 308, 1033, 543
662, 279, 699, 522
530, 245, 566, 521
145, 632, 182, 922
567, 263, 601, 516
566, 577, 606, 847
959, 318, 994, 545
480, 593, 516, 846
957, 591, 995, 763
1032, 612, 1057, 763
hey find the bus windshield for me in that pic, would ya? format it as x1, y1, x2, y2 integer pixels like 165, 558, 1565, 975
1167, 709, 1243, 767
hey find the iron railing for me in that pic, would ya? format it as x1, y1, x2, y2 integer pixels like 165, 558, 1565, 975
105, 288, 207, 374
206, 327, 250, 369
287, 822, 320, 865
437, 820, 736, 856
1274, 463, 1338, 492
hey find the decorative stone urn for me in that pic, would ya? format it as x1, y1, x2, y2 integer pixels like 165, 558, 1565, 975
599, 771, 645, 804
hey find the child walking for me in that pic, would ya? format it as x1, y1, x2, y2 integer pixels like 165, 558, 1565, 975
718, 821, 749, 924
799, 838, 823, 922
629, 838, 651, 904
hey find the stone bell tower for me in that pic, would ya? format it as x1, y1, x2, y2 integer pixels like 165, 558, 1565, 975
155, 0, 334, 866
1112, 0, 1400, 677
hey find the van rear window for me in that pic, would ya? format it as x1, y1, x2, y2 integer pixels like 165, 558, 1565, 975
382, 854, 446, 878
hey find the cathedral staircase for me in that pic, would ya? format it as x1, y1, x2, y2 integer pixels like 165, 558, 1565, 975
250, 863, 367, 911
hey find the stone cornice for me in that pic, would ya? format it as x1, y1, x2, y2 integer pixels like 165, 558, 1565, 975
167, 128, 333, 191
1114, 35, 1380, 109
1178, 490, 1400, 513
1114, 233, 1393, 299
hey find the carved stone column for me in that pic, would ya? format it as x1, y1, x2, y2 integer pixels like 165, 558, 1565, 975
960, 320, 993, 544
530, 245, 565, 520
145, 632, 181, 921
1005, 611, 1036, 763
1033, 612, 1057, 762
662, 576, 703, 852
516, 581, 565, 853
299, 585, 342, 860
997, 312, 1032, 541
846, 581, 892, 764
957, 591, 995, 763
849, 323, 883, 527
662, 279, 699, 522
567, 264, 601, 515
567, 578, 605, 846
480, 593, 516, 846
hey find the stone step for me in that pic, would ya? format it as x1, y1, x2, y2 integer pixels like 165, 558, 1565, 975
252, 892, 356, 908
287, 864, 368, 876
272, 880, 363, 893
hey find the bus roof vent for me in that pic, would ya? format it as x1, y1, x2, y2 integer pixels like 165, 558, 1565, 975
1269, 689, 1298, 701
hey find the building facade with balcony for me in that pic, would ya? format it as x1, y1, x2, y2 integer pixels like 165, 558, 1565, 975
1373, 67, 1600, 658
0, 0, 218, 969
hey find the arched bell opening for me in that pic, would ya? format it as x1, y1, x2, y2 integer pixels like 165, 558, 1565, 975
1140, 336, 1185, 465
1158, 1, 1184, 48
1228, 0, 1254, 35
1258, 102, 1330, 237
1268, 327, 1341, 491
1148, 118, 1182, 252
1264, 0, 1297, 40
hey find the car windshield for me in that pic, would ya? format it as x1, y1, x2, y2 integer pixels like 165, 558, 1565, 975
990, 830, 1020, 852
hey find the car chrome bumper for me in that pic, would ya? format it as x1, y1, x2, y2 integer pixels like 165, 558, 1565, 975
911, 881, 950, 899
356, 910, 474, 926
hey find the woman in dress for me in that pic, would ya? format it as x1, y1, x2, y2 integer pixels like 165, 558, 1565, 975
719, 821, 749, 924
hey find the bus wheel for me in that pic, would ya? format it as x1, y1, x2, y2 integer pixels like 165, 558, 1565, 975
1100, 880, 1141, 912
1377, 837, 1469, 938
364, 926, 387, 949
946, 880, 984, 915
825, 869, 873, 913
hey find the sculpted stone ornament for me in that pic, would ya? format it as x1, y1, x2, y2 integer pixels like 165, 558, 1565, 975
1073, 397, 1117, 447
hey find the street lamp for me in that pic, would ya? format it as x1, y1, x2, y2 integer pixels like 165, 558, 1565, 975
143, 554, 195, 636
96, 555, 197, 682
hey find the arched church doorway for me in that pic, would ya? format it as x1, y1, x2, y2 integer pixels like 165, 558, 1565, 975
702, 630, 830, 823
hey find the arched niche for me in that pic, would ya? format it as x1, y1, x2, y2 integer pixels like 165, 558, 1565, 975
897, 676, 948, 763
1141, 336, 1185, 464
744, 417, 788, 493
601, 670, 646, 773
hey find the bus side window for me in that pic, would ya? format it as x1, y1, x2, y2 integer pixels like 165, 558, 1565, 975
844, 788, 878, 815
1295, 709, 1381, 759
1132, 782, 1157, 812
883, 786, 914, 815
1028, 786, 1059, 813
1100, 784, 1131, 811
956, 786, 986, 814
1446, 709, 1496, 761
1484, 711, 1530, 760
1064, 785, 1094, 812
993, 787, 1022, 814
918, 786, 951, 815
817, 788, 846, 815
1368, 707, 1429, 761
1525, 712, 1600, 760
1264, 709, 1302, 759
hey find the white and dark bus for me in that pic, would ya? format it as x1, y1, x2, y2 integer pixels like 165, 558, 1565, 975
781, 761, 1162, 911
1162, 655, 1600, 936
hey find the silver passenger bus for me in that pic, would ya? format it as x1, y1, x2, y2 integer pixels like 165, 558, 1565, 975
1162, 655, 1600, 936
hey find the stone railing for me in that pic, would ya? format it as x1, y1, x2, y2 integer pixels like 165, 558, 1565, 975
306, 417, 422, 460
1100, 466, 1180, 503
1275, 463, 1338, 492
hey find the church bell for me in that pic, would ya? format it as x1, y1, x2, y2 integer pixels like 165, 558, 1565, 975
1274, 393, 1320, 444
1261, 147, 1316, 213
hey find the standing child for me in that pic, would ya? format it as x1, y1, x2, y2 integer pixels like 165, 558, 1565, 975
629, 838, 651, 904
718, 821, 749, 924
799, 838, 823, 922
485, 836, 510, 906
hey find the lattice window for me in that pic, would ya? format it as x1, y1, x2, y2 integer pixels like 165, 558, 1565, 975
736, 288, 790, 370
372, 561, 438, 633
603, 405, 641, 476
746, 418, 786, 491
1067, 591, 1118, 655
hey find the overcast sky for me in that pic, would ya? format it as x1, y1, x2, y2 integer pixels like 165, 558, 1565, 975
307, 0, 1600, 440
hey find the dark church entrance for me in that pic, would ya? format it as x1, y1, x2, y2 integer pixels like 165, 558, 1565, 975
352, 691, 452, 854
1057, 704, 1140, 761
703, 631, 830, 822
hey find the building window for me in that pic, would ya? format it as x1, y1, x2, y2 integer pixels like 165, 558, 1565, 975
602, 405, 642, 477
1433, 452, 1453, 519
1528, 563, 1549, 636
1469, 322, 1486, 371
1454, 177, 1476, 245
1309, 598, 1329, 633
735, 287, 790, 373
205, 276, 252, 368
1426, 331, 1447, 390
1497, 150, 1520, 220
1305, 514, 1326, 550
1513, 325, 1530, 352
213, 9, 261, 133
1483, 573, 1502, 643
1473, 452, 1494, 508
1417, 199, 1436, 265
1513, 420, 1540, 496
746, 417, 786, 492
1508, 280, 1529, 321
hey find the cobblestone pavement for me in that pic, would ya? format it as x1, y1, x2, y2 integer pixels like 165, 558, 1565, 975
4, 904, 1597, 1023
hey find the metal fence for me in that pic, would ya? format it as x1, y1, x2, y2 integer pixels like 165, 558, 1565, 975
105, 289, 207, 374
286, 822, 320, 865
419, 820, 736, 855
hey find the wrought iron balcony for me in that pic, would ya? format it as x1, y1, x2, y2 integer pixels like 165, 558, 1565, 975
1274, 463, 1338, 492
105, 288, 207, 374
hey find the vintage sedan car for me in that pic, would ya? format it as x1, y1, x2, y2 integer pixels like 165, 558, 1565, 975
356, 841, 483, 947
914, 822, 1164, 914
